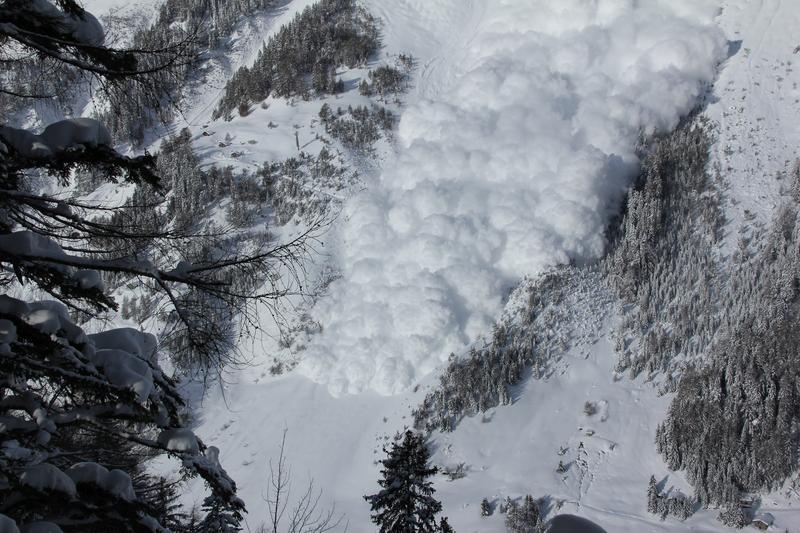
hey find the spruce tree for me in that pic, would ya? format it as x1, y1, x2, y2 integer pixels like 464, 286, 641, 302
364, 431, 442, 532
439, 517, 454, 533
647, 476, 659, 514
200, 492, 243, 533
504, 496, 540, 533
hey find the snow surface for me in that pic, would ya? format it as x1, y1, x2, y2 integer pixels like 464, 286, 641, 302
705, 0, 800, 251
298, 0, 727, 395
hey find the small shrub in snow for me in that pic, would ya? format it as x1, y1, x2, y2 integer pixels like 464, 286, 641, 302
442, 463, 467, 481
480, 498, 493, 517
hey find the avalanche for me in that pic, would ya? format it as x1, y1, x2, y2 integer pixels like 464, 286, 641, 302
299, 0, 727, 395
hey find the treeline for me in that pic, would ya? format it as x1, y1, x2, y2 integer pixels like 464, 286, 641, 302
607, 120, 724, 384
414, 269, 610, 432
655, 204, 800, 517
608, 119, 800, 522
213, 0, 380, 119
100, 0, 280, 145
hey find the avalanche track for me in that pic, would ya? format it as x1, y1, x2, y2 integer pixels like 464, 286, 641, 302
297, 0, 725, 396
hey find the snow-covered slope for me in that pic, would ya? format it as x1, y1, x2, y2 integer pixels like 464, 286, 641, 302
706, 0, 800, 248
80, 0, 800, 530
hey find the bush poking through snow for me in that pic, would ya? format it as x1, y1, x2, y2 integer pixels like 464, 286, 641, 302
259, 429, 345, 533
480, 498, 493, 517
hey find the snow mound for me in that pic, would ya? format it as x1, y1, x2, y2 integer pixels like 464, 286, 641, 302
67, 462, 136, 501
29, 0, 105, 46
0, 515, 19, 533
19, 464, 76, 497
300, 0, 726, 395
0, 118, 111, 159
91, 348, 154, 403
157, 428, 200, 454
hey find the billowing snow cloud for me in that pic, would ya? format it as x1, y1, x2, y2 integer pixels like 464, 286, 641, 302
300, 0, 726, 395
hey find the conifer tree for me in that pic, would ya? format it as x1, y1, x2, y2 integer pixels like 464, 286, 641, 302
504, 496, 540, 533
647, 476, 659, 514
364, 431, 442, 532
439, 517, 454, 533
200, 492, 244, 533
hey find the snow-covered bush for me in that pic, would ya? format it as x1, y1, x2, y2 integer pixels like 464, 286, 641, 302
319, 104, 394, 154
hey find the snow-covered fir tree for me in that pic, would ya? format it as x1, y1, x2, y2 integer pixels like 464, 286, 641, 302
364, 431, 443, 533
504, 495, 540, 533
200, 492, 244, 533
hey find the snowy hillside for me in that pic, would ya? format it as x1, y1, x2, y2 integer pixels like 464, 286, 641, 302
138, 0, 800, 530
4, 0, 800, 531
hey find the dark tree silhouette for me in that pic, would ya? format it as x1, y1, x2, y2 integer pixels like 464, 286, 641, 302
364, 431, 442, 533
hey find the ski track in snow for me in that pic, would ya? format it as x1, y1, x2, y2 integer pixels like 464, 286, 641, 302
298, 0, 727, 396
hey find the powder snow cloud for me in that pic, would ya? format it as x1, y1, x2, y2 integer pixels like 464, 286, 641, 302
299, 0, 726, 395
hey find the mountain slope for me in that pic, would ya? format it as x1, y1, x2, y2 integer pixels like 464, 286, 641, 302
78, 0, 800, 530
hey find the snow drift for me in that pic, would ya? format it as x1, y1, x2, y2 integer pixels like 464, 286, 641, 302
300, 0, 726, 395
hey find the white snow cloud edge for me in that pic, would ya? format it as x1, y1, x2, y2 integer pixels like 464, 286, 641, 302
299, 0, 727, 396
